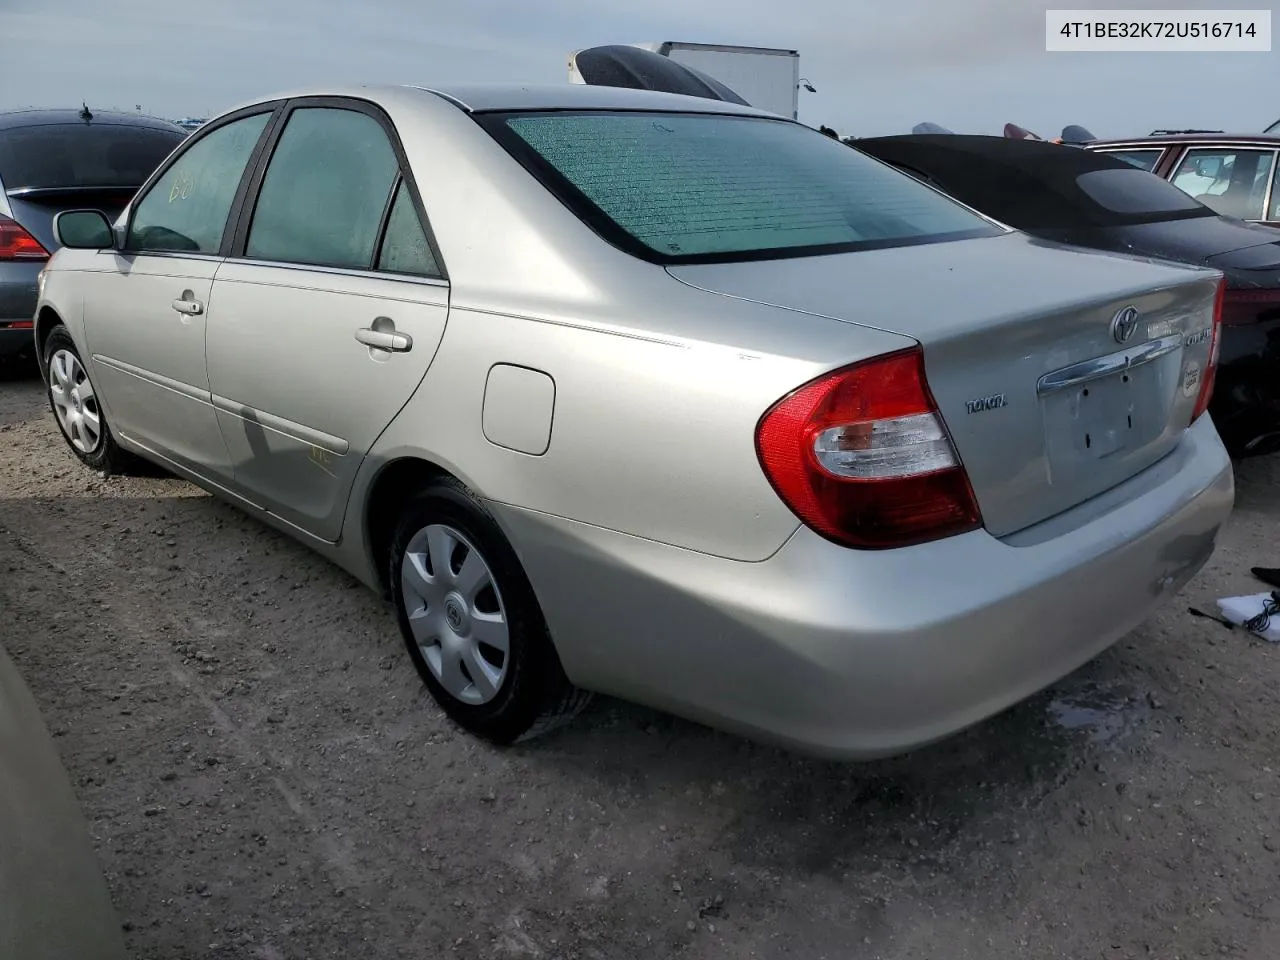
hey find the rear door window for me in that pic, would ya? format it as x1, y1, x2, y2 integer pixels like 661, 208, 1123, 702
245, 107, 400, 270
1170, 147, 1277, 220
0, 122, 184, 192
376, 180, 441, 277
127, 112, 271, 253
486, 111, 1001, 263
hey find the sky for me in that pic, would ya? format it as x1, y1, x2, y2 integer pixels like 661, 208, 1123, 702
2, 0, 1276, 138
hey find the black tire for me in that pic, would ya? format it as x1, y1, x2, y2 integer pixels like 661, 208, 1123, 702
42, 325, 133, 476
389, 477, 591, 744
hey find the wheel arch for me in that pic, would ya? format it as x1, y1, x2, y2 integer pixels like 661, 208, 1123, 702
34, 305, 65, 377
363, 455, 455, 597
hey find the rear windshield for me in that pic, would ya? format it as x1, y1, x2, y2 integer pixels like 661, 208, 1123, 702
483, 111, 1003, 263
0, 122, 184, 192
1075, 167, 1215, 219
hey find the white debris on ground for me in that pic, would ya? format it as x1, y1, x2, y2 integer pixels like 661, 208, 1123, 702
1218, 592, 1280, 642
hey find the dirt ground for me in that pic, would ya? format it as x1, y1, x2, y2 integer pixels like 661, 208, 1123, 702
2, 359, 1280, 960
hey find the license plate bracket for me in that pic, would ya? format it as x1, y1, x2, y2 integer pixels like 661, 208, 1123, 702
1041, 357, 1172, 473
1069, 371, 1136, 459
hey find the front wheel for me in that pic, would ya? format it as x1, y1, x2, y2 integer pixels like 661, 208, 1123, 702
389, 477, 591, 744
43, 326, 131, 475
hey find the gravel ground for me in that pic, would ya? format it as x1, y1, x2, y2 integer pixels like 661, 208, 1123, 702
3, 359, 1280, 960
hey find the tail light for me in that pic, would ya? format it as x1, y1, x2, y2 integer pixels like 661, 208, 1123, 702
755, 347, 982, 550
1191, 278, 1226, 424
1221, 286, 1280, 326
0, 215, 49, 261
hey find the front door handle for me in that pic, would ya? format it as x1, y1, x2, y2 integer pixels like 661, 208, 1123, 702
355, 327, 413, 352
171, 298, 203, 316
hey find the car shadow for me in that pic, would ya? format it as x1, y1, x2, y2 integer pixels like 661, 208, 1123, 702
514, 649, 1153, 877
1233, 450, 1280, 516
0, 352, 40, 383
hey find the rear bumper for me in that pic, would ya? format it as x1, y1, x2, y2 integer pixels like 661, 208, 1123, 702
0, 261, 41, 356
498, 416, 1234, 759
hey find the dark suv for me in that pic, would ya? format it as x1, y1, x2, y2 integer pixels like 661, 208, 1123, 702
0, 108, 185, 359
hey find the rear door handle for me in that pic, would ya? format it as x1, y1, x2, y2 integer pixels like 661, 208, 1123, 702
171, 299, 203, 316
355, 327, 413, 352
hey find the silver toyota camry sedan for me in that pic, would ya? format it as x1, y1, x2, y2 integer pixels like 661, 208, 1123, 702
34, 83, 1234, 759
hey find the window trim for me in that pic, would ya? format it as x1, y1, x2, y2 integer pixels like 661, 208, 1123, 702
1090, 147, 1166, 173
1271, 160, 1280, 223
372, 175, 444, 279
370, 174, 403, 271
473, 109, 1004, 267
1167, 144, 1280, 221
122, 103, 286, 256
226, 96, 448, 282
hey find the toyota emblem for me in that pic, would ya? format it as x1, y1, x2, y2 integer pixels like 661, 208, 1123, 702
1110, 305, 1141, 344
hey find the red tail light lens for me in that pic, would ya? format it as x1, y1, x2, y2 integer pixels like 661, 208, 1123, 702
755, 347, 983, 550
1222, 286, 1280, 326
0, 215, 49, 261
1192, 278, 1225, 423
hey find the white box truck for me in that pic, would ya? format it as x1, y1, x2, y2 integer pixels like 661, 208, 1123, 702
569, 42, 801, 120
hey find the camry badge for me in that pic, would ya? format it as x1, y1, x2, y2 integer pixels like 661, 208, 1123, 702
1110, 305, 1141, 344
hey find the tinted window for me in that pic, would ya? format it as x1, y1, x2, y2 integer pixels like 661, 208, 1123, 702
1076, 168, 1210, 215
1170, 148, 1276, 220
492, 112, 999, 262
1099, 149, 1163, 172
377, 181, 440, 277
0, 122, 184, 191
128, 113, 269, 253
247, 108, 399, 269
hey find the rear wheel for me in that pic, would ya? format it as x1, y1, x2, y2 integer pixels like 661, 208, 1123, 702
389, 477, 591, 743
43, 326, 132, 475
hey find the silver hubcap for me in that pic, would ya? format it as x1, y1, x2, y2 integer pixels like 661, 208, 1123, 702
400, 524, 510, 705
48, 349, 102, 454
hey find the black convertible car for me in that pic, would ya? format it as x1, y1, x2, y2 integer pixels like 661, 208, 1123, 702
854, 134, 1280, 458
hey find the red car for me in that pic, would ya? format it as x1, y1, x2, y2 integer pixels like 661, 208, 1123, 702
1085, 132, 1280, 228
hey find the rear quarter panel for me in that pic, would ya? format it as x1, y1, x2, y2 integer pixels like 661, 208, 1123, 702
34, 249, 93, 350
362, 287, 913, 562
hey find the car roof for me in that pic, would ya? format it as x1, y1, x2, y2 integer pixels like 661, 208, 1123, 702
854, 133, 1215, 231
0, 108, 184, 133
1090, 133, 1280, 148
419, 82, 776, 115
218, 82, 780, 120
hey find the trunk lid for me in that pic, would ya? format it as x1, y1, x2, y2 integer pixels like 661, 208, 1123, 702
1099, 216, 1280, 270
7, 189, 135, 253
667, 231, 1223, 538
